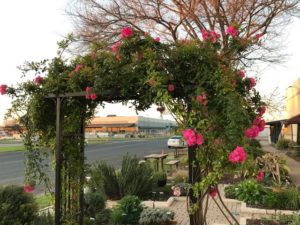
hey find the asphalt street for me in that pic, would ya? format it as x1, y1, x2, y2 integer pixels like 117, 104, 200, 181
0, 138, 170, 186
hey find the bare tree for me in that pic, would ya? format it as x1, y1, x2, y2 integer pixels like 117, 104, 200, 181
68, 0, 299, 63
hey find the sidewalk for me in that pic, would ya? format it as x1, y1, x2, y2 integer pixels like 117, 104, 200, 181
260, 141, 300, 185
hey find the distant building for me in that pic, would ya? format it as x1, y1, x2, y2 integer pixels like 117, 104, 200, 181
86, 115, 177, 136
1, 116, 177, 139
268, 78, 300, 144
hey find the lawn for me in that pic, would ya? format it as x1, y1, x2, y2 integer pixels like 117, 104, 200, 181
0, 145, 25, 153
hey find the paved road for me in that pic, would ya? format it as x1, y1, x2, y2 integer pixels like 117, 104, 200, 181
0, 138, 170, 186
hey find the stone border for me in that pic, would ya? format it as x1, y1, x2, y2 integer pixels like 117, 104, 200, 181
107, 197, 175, 209
240, 202, 299, 216
143, 197, 175, 208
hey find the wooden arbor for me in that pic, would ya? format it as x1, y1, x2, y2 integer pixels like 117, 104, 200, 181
49, 91, 199, 225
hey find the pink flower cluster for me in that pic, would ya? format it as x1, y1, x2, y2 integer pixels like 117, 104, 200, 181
245, 125, 259, 138
256, 171, 264, 182
226, 26, 238, 37
249, 77, 256, 89
0, 84, 7, 95
85, 87, 97, 100
24, 184, 35, 193
167, 84, 175, 92
121, 27, 134, 39
201, 29, 221, 43
209, 188, 218, 198
196, 92, 207, 106
238, 70, 245, 78
182, 129, 204, 147
228, 146, 247, 164
35, 75, 43, 85
75, 64, 84, 73
112, 42, 121, 52
245, 116, 266, 138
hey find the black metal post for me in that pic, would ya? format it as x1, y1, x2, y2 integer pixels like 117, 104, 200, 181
55, 97, 62, 225
188, 146, 197, 225
78, 116, 85, 225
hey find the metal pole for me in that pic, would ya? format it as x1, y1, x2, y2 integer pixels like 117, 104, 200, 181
55, 97, 62, 225
188, 146, 197, 225
78, 116, 85, 225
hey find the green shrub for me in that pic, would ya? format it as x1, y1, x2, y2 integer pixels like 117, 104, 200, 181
112, 195, 144, 225
90, 162, 120, 200
153, 171, 167, 187
91, 154, 154, 200
0, 185, 38, 225
280, 187, 300, 210
118, 155, 154, 198
85, 191, 106, 216
139, 208, 174, 225
111, 207, 123, 225
230, 180, 268, 205
276, 138, 291, 150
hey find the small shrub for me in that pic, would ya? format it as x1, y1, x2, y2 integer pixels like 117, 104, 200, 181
230, 180, 268, 205
276, 138, 291, 150
112, 195, 144, 225
118, 154, 154, 198
90, 162, 120, 200
280, 187, 300, 210
85, 191, 106, 217
153, 171, 167, 187
139, 208, 175, 225
0, 185, 38, 225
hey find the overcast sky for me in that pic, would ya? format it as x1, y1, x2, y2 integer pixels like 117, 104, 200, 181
0, 1, 299, 124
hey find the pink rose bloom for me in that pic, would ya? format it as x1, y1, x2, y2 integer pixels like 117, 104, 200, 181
249, 77, 256, 89
121, 27, 133, 39
35, 75, 43, 85
254, 33, 262, 40
209, 188, 218, 198
90, 93, 97, 101
85, 86, 92, 93
75, 64, 84, 73
226, 26, 238, 37
201, 29, 209, 41
238, 70, 245, 78
183, 129, 204, 147
112, 42, 121, 52
154, 37, 160, 42
229, 146, 247, 164
253, 117, 262, 126
24, 184, 35, 193
0, 84, 7, 95
196, 133, 204, 145
167, 84, 175, 92
245, 125, 260, 138
210, 30, 220, 43
256, 171, 264, 182
196, 92, 208, 106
